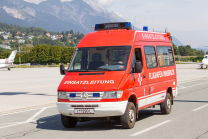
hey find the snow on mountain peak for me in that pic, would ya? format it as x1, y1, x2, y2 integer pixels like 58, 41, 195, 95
24, 0, 47, 4
60, 0, 73, 2
83, 0, 107, 13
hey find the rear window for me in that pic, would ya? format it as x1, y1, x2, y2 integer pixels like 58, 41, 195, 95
156, 46, 174, 67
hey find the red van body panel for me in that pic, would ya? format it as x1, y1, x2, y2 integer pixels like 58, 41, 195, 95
57, 28, 177, 118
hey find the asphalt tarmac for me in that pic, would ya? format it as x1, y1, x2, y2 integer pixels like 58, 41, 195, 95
1, 64, 208, 139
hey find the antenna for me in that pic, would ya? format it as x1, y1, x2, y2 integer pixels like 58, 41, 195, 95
133, 16, 136, 30
144, 17, 146, 26
153, 17, 154, 32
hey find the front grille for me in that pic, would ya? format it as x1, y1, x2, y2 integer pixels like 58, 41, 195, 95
68, 92, 104, 101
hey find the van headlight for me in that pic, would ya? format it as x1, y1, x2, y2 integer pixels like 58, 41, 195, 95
58, 92, 69, 99
103, 90, 123, 98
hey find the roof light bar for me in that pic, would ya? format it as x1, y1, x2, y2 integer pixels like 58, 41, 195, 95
95, 22, 132, 31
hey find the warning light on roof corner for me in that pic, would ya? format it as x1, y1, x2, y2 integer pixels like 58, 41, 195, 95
143, 26, 148, 31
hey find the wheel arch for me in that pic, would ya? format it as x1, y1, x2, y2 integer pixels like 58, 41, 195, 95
167, 87, 173, 105
128, 94, 137, 107
128, 94, 138, 117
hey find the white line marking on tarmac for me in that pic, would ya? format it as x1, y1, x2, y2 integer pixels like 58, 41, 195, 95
192, 104, 208, 111
0, 120, 35, 129
177, 85, 186, 89
0, 106, 57, 129
0, 105, 56, 117
26, 107, 47, 122
130, 120, 171, 136
178, 78, 208, 84
0, 115, 60, 129
0, 122, 20, 126
178, 82, 208, 90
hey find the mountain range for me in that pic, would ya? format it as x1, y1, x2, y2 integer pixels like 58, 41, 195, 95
0, 0, 124, 34
0, 0, 184, 46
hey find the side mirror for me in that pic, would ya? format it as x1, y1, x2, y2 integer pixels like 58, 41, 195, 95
60, 64, 66, 75
135, 62, 142, 73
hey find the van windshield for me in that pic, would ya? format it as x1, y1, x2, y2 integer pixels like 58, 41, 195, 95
68, 46, 131, 72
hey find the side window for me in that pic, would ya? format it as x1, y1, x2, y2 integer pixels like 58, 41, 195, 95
134, 48, 143, 73
130, 48, 143, 73
72, 50, 83, 70
72, 49, 89, 70
144, 46, 157, 68
130, 51, 135, 70
135, 48, 142, 64
156, 46, 174, 67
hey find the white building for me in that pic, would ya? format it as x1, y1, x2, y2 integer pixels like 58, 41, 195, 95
2, 35, 10, 40
0, 44, 11, 49
18, 39, 25, 43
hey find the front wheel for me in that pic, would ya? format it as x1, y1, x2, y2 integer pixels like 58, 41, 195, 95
160, 93, 172, 114
121, 102, 136, 129
61, 114, 77, 128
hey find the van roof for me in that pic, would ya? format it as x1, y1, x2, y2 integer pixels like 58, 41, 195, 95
78, 29, 171, 48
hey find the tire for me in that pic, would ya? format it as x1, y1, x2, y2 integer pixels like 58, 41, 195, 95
61, 114, 77, 128
160, 93, 172, 114
121, 102, 136, 129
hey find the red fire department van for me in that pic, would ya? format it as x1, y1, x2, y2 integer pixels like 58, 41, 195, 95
57, 22, 177, 129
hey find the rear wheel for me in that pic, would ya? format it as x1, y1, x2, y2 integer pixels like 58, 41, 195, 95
61, 114, 77, 128
160, 93, 172, 114
121, 102, 136, 129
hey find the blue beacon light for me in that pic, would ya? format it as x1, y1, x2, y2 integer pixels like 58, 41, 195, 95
125, 22, 131, 28
143, 26, 148, 31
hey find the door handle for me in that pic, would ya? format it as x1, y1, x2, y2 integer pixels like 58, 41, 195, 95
143, 75, 146, 78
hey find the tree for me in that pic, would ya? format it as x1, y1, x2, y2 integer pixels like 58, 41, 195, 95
25, 39, 31, 44
69, 30, 73, 34
61, 47, 76, 63
0, 35, 4, 40
172, 43, 179, 55
32, 37, 39, 46
10, 29, 16, 39
19, 33, 23, 37
195, 49, 205, 56
61, 31, 65, 36
62, 36, 68, 42
50, 45, 62, 63
178, 45, 195, 56
65, 31, 70, 36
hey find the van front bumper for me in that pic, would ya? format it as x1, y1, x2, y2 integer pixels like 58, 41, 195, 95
57, 101, 128, 117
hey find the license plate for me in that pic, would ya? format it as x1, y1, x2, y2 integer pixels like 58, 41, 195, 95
74, 108, 94, 114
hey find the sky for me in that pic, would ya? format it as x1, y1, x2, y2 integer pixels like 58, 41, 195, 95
96, 0, 208, 48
